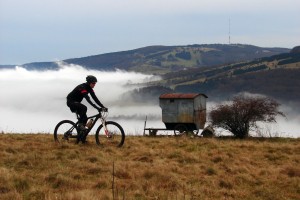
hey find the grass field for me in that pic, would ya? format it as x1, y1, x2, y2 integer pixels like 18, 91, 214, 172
0, 134, 299, 200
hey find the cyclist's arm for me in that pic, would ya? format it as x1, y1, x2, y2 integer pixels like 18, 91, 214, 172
85, 95, 102, 109
90, 91, 105, 108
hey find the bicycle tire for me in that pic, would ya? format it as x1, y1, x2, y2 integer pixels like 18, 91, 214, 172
95, 121, 125, 147
54, 120, 78, 143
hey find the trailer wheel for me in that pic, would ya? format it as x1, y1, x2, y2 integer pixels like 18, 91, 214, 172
174, 124, 188, 136
201, 126, 214, 138
193, 130, 199, 136
149, 129, 157, 136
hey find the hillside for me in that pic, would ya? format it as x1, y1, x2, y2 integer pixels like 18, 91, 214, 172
2, 44, 298, 105
63, 44, 289, 74
13, 44, 289, 74
137, 51, 300, 103
0, 134, 299, 199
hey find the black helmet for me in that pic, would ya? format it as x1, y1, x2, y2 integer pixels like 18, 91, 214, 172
86, 75, 97, 84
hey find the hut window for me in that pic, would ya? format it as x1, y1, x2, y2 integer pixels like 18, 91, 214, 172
170, 99, 174, 103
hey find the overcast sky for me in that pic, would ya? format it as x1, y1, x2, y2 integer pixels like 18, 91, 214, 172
1, 0, 300, 64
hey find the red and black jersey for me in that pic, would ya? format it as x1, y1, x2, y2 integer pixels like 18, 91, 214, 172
67, 83, 104, 108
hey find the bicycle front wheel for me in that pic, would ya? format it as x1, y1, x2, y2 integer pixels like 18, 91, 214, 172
95, 121, 125, 147
54, 120, 78, 143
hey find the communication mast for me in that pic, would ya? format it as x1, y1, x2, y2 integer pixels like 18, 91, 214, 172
229, 18, 231, 45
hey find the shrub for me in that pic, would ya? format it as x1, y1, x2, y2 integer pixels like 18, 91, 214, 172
209, 93, 284, 138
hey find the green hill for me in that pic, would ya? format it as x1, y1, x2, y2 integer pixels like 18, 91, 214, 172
132, 51, 300, 103
6, 43, 297, 105
63, 44, 289, 74
12, 44, 288, 73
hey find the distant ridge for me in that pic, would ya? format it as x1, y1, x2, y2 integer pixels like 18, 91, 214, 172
2, 44, 299, 107
63, 44, 289, 74
1, 44, 289, 74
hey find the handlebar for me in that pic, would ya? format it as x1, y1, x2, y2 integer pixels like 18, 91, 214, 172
97, 107, 109, 120
97, 107, 108, 112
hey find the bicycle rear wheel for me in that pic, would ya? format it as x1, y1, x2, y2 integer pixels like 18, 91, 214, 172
54, 120, 78, 143
95, 121, 125, 147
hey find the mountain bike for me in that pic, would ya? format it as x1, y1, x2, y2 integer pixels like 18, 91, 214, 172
54, 108, 125, 147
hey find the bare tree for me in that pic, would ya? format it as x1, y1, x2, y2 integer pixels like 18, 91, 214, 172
209, 94, 285, 138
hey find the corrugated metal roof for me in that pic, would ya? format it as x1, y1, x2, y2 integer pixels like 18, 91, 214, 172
159, 93, 207, 99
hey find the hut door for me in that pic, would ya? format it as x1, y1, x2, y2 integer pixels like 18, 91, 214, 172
178, 101, 193, 122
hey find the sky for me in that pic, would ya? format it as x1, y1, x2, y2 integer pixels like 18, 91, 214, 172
1, 0, 300, 65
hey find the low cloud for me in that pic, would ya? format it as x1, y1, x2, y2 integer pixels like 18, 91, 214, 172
0, 63, 161, 133
1, 65, 299, 137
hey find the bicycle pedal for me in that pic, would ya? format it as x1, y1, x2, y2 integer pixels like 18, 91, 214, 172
63, 132, 71, 140
63, 136, 69, 140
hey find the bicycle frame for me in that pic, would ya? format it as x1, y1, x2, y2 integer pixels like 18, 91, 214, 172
74, 111, 110, 137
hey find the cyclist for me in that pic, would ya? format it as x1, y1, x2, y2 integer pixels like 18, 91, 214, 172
66, 75, 107, 140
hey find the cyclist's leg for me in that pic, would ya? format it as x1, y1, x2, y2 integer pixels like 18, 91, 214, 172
76, 104, 89, 143
67, 102, 88, 143
67, 101, 88, 124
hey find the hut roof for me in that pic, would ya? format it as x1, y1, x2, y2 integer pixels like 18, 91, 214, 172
159, 93, 207, 99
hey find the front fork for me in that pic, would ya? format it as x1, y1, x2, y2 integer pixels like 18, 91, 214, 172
101, 118, 110, 137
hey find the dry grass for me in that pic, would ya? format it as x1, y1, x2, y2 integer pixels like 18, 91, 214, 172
0, 134, 299, 200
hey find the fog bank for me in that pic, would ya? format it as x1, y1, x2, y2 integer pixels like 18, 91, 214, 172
0, 63, 161, 134
0, 64, 299, 138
